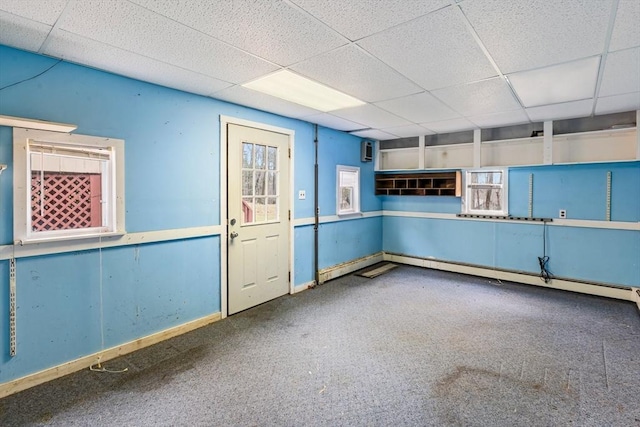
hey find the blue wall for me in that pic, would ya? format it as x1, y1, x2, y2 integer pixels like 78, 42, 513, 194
383, 162, 640, 287
0, 45, 382, 384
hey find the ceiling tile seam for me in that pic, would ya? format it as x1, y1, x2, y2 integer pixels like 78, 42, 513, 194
426, 75, 519, 120
282, 43, 425, 103
121, 0, 286, 69
287, 0, 450, 43
37, 0, 72, 54
372, 96, 463, 124
0, 6, 61, 28
591, 0, 621, 116
283, 0, 354, 44
316, 114, 370, 131
41, 28, 236, 89
451, 1, 524, 112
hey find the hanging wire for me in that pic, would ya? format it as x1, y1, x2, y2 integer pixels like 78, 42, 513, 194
538, 221, 553, 283
0, 59, 63, 92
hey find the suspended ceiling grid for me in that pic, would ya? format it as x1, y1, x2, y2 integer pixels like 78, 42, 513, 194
0, 0, 638, 139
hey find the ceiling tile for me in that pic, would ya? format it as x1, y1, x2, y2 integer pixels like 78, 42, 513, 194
290, 45, 422, 103
375, 92, 459, 123
508, 57, 600, 107
609, 0, 640, 52
421, 117, 477, 133
467, 109, 530, 128
599, 48, 640, 97
0, 0, 67, 25
57, 0, 278, 84
131, 0, 345, 66
595, 92, 640, 115
382, 124, 435, 138
43, 30, 232, 97
358, 6, 496, 90
301, 113, 367, 132
212, 86, 323, 119
0, 11, 50, 52
330, 104, 411, 129
290, 0, 450, 41
350, 129, 397, 140
461, 0, 611, 73
431, 77, 521, 116
525, 99, 593, 122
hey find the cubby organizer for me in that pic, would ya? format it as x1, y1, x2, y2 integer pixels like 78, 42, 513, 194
375, 171, 461, 196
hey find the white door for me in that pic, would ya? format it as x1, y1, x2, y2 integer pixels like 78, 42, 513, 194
227, 123, 290, 315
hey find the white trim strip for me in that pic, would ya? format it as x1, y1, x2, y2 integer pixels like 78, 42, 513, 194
0, 312, 222, 399
384, 253, 636, 302
381, 210, 640, 230
294, 210, 383, 226
0, 225, 223, 261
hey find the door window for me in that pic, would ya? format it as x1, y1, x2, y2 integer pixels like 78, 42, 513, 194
242, 142, 279, 224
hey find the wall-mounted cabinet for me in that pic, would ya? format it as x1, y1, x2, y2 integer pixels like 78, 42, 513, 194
379, 147, 420, 170
481, 137, 543, 167
375, 171, 461, 196
424, 143, 473, 169
552, 128, 636, 164
376, 119, 638, 172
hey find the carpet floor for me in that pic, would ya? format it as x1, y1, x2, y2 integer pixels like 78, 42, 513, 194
1, 266, 639, 426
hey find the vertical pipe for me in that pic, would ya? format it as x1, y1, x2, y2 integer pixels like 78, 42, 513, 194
314, 124, 320, 286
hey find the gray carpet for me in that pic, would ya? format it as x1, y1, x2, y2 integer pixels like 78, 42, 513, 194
1, 266, 639, 426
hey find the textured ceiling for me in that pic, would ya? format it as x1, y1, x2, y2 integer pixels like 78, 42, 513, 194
0, 0, 639, 139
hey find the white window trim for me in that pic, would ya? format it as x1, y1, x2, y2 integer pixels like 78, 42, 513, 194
336, 165, 361, 216
462, 168, 509, 216
13, 128, 125, 244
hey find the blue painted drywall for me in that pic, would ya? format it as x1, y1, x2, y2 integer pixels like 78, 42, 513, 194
383, 162, 640, 286
510, 163, 640, 221
317, 126, 380, 216
319, 217, 383, 270
0, 44, 382, 385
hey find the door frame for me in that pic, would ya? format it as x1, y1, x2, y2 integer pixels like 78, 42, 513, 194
219, 115, 295, 319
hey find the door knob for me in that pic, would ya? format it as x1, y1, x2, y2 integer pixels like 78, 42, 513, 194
230, 231, 239, 239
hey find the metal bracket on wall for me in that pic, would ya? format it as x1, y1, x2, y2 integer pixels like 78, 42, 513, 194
9, 257, 17, 357
606, 171, 612, 221
528, 173, 534, 218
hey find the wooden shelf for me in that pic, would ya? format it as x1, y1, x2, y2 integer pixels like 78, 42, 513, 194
375, 171, 461, 196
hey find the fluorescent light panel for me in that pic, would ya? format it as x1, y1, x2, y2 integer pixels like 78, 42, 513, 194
0, 114, 77, 133
242, 70, 365, 112
508, 57, 600, 108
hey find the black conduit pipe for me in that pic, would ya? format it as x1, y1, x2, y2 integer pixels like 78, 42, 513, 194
314, 124, 320, 286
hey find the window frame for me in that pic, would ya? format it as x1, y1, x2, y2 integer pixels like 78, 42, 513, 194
462, 168, 509, 216
13, 128, 125, 244
336, 165, 361, 216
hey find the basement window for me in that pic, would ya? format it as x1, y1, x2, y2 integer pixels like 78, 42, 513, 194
337, 165, 360, 216
462, 169, 508, 216
13, 129, 125, 243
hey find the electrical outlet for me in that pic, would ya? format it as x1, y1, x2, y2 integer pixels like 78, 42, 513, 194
298, 190, 306, 200
559, 209, 566, 219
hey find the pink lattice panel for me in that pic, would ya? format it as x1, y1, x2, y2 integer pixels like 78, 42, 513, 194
31, 172, 102, 231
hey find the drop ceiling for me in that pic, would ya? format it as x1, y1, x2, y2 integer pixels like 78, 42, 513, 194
0, 0, 638, 139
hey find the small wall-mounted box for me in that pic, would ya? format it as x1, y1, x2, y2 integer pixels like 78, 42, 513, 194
361, 140, 373, 162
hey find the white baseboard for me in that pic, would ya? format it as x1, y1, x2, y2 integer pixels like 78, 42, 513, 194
383, 253, 637, 303
0, 312, 222, 399
633, 288, 640, 312
318, 252, 384, 284
293, 281, 315, 294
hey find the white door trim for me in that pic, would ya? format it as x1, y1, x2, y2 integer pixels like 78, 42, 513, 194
219, 115, 295, 319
